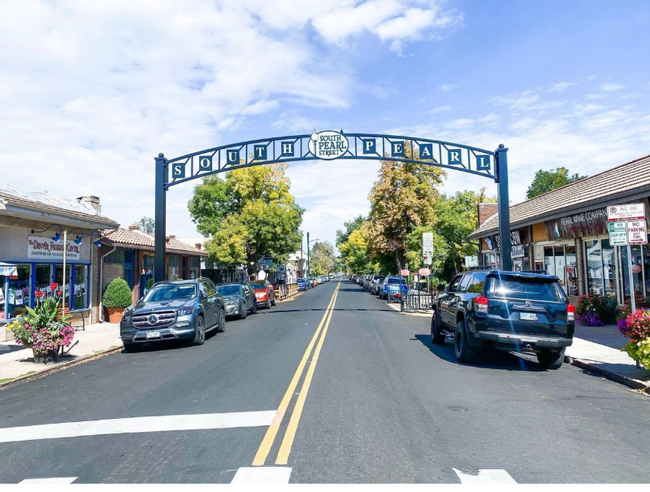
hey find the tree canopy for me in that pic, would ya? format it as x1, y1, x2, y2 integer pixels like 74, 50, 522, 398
131, 216, 155, 235
188, 164, 304, 271
310, 241, 336, 276
526, 167, 587, 199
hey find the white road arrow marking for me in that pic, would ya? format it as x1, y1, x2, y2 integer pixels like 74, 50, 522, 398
231, 467, 292, 484
453, 468, 517, 484
0, 410, 276, 444
19, 477, 77, 484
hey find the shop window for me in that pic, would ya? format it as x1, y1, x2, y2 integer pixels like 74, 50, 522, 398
554, 246, 566, 291
544, 247, 555, 277
585, 240, 603, 295
189, 256, 200, 279
167, 254, 180, 281
601, 239, 616, 296
73, 265, 88, 309
7, 264, 31, 319
621, 244, 644, 300
54, 264, 71, 304
34, 264, 53, 303
565, 246, 578, 296
105, 249, 125, 264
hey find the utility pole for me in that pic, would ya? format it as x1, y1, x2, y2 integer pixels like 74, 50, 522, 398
307, 232, 310, 277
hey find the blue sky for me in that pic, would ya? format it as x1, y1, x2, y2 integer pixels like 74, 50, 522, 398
1, 0, 649, 252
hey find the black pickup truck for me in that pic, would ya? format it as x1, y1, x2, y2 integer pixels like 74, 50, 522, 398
431, 270, 575, 369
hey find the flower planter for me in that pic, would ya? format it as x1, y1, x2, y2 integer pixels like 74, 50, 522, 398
33, 348, 59, 364
106, 308, 124, 324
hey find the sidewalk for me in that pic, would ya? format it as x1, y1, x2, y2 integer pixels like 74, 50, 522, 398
0, 322, 122, 386
387, 303, 650, 393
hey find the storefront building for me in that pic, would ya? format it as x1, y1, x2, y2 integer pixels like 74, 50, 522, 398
101, 227, 205, 306
0, 183, 120, 326
469, 154, 650, 304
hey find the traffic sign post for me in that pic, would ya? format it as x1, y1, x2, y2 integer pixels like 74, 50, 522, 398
608, 203, 647, 313
422, 232, 433, 267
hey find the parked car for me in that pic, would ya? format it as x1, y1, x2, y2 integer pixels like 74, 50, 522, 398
216, 283, 257, 319
297, 278, 309, 291
370, 276, 386, 295
248, 280, 276, 309
380, 276, 408, 301
120, 278, 225, 352
431, 270, 574, 369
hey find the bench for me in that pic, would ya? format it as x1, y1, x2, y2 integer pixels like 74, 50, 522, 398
58, 307, 92, 332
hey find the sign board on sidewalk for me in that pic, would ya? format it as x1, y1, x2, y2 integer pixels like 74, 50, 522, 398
400, 269, 409, 276
418, 268, 431, 277
607, 203, 645, 222
627, 220, 648, 245
608, 221, 628, 246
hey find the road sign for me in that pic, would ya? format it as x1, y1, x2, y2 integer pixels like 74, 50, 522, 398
400, 269, 409, 276
423, 253, 432, 265
627, 220, 648, 245
608, 221, 628, 246
422, 232, 433, 250
418, 268, 431, 277
607, 203, 645, 222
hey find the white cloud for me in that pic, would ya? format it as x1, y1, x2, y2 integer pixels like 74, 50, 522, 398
430, 105, 451, 114
439, 83, 458, 92
551, 81, 577, 92
601, 83, 625, 91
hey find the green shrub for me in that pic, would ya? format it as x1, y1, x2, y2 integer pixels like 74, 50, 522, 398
103, 278, 133, 309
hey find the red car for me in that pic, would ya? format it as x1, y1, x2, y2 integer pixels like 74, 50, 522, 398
247, 280, 276, 309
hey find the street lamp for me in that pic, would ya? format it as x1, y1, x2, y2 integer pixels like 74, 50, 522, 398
306, 232, 319, 277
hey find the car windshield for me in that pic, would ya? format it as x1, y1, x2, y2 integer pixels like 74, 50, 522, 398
143, 283, 197, 302
217, 285, 241, 296
249, 281, 266, 289
387, 278, 404, 284
488, 276, 562, 302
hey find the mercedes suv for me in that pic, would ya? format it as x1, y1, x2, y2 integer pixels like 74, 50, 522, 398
120, 278, 225, 352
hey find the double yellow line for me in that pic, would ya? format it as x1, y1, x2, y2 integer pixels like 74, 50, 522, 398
252, 281, 341, 466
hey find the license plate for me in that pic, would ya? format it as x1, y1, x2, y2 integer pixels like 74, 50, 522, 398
146, 331, 161, 339
520, 312, 538, 322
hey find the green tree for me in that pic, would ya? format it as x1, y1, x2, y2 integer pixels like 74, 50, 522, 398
526, 167, 587, 199
366, 144, 445, 271
188, 164, 304, 273
336, 215, 365, 248
310, 241, 336, 275
434, 188, 496, 277
338, 224, 376, 274
131, 216, 155, 235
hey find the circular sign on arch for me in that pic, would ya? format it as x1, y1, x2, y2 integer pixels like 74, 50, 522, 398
308, 130, 349, 160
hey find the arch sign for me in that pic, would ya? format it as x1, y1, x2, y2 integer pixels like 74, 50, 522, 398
154, 131, 512, 282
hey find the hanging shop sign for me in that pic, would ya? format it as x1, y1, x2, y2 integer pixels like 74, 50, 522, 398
488, 229, 527, 251
27, 236, 81, 260
545, 207, 608, 240
511, 244, 525, 259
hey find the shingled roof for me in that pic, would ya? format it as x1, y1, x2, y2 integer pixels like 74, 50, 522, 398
102, 228, 205, 256
469, 154, 650, 239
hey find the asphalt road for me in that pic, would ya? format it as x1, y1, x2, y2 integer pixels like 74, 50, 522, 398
1, 280, 649, 483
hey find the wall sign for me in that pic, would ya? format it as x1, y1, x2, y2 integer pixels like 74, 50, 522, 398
545, 207, 608, 240
28, 236, 81, 260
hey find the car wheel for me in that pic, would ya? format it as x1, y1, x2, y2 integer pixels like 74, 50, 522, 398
271, 296, 276, 306
454, 320, 477, 363
123, 342, 141, 353
431, 310, 446, 345
537, 348, 565, 370
240, 301, 247, 319
217, 309, 226, 332
252, 301, 258, 314
194, 315, 206, 345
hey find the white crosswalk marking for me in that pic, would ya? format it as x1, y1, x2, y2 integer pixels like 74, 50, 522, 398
19, 477, 77, 484
231, 467, 292, 484
453, 468, 517, 484
0, 411, 276, 444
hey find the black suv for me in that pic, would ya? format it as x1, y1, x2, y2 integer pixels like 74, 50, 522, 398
120, 278, 226, 352
431, 270, 575, 369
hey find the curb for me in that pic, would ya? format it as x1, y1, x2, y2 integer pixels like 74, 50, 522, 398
0, 345, 123, 391
565, 355, 650, 395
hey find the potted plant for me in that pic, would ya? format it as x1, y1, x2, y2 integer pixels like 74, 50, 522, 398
103, 278, 133, 323
7, 297, 75, 364
619, 308, 650, 369
575, 293, 617, 326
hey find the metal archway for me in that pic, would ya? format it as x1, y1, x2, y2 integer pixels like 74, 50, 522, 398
154, 130, 511, 282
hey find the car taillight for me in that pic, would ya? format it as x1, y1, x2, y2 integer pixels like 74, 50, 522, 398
567, 303, 575, 322
476, 296, 489, 314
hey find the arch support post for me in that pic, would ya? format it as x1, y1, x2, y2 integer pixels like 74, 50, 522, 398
495, 144, 512, 271
154, 153, 168, 283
